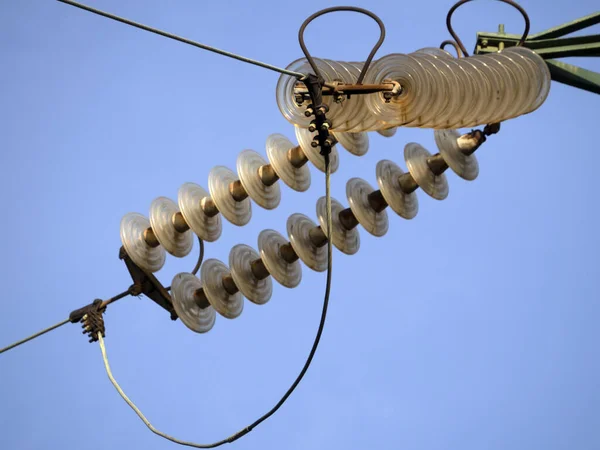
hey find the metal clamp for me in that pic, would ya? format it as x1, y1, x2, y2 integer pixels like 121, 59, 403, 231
69, 299, 106, 343
293, 81, 402, 104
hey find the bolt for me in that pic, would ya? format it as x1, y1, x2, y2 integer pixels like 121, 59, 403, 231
316, 105, 329, 116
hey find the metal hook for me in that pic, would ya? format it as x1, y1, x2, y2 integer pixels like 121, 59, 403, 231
298, 6, 386, 85
446, 0, 530, 58
440, 39, 463, 58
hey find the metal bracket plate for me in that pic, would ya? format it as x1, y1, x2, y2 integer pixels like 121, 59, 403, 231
119, 246, 178, 320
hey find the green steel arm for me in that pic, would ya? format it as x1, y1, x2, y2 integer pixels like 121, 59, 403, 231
476, 32, 600, 58
545, 60, 600, 95
474, 12, 600, 95
528, 12, 600, 40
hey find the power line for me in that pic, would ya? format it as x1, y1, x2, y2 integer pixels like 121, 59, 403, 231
56, 0, 307, 79
0, 288, 132, 355
0, 319, 70, 354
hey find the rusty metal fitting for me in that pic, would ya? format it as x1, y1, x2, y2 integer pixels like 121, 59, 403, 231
70, 299, 106, 343
315, 105, 329, 117
143, 228, 160, 248
382, 80, 402, 103
483, 122, 501, 136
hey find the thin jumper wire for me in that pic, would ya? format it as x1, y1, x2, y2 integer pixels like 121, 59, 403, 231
96, 156, 335, 448
56, 0, 307, 79
165, 237, 205, 292
0, 319, 69, 355
99, 332, 219, 448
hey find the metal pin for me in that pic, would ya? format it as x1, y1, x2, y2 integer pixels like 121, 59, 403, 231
338, 208, 360, 230
279, 242, 300, 263
426, 153, 449, 176
397, 172, 419, 193
228, 179, 249, 202
498, 24, 505, 51
250, 258, 271, 280
258, 164, 280, 187
308, 226, 328, 248
200, 197, 220, 217
193, 288, 211, 309
287, 145, 309, 168
172, 212, 190, 233
143, 228, 160, 248
221, 274, 240, 295
367, 190, 388, 213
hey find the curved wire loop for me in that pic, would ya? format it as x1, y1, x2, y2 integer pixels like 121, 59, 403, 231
191, 236, 204, 276
97, 157, 335, 448
440, 39, 463, 58
446, 0, 530, 58
163, 236, 204, 292
298, 6, 386, 85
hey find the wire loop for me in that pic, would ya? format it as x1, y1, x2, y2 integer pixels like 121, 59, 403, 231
298, 6, 386, 84
440, 39, 463, 58
97, 159, 335, 448
446, 0, 530, 57
164, 236, 204, 292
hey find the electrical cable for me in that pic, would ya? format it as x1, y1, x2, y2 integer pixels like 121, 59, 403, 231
55, 0, 307, 79
165, 237, 205, 292
298, 7, 386, 85
191, 238, 205, 276
440, 39, 463, 58
0, 319, 70, 355
97, 156, 334, 448
0, 288, 132, 355
446, 0, 530, 58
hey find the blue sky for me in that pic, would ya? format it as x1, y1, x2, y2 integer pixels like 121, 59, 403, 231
1, 1, 599, 449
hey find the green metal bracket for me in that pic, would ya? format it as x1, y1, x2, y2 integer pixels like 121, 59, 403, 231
474, 12, 600, 95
